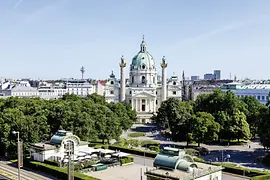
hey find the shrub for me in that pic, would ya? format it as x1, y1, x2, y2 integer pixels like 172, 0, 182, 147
149, 145, 160, 152
140, 140, 159, 147
194, 157, 205, 163
125, 139, 141, 147
74, 161, 96, 171
114, 138, 125, 147
262, 155, 270, 166
185, 149, 199, 156
120, 156, 134, 165
128, 132, 145, 138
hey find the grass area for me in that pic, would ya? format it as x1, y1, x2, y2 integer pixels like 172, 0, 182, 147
128, 132, 145, 138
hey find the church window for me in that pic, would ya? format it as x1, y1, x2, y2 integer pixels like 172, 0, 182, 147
142, 99, 146, 103
111, 81, 114, 85
132, 76, 134, 83
129, 100, 132, 104
142, 76, 146, 84
173, 81, 176, 85
173, 91, 176, 95
110, 90, 114, 94
142, 64, 146, 69
156, 100, 158, 105
153, 77, 155, 83
156, 91, 157, 95
130, 91, 132, 94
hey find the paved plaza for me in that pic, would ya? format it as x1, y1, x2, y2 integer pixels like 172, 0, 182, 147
86, 164, 152, 180
86, 155, 248, 180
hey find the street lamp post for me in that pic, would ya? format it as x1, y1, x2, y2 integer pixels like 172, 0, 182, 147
12, 131, 20, 180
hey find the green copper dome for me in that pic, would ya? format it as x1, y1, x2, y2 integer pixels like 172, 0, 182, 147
130, 37, 156, 70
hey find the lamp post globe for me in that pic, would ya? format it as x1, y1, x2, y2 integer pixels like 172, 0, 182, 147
12, 130, 17, 135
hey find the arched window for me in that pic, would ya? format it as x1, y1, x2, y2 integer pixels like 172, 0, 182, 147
173, 81, 176, 85
111, 81, 114, 85
132, 76, 134, 83
142, 76, 146, 84
142, 64, 146, 69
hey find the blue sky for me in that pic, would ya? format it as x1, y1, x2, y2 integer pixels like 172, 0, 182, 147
1, 0, 270, 80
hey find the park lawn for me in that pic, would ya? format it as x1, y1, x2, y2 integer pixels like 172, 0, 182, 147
128, 132, 145, 138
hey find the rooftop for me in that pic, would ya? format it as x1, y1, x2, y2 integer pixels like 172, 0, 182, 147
146, 162, 222, 180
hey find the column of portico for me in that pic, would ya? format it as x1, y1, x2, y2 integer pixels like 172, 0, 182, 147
152, 99, 155, 113
136, 99, 138, 111
149, 99, 152, 112
147, 99, 149, 112
132, 99, 135, 110
139, 99, 142, 112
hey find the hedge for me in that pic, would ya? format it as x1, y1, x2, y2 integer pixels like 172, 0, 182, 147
108, 145, 158, 158
212, 162, 268, 177
120, 156, 134, 165
251, 174, 270, 180
23, 159, 100, 180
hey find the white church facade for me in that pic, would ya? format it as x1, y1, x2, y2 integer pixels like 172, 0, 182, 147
104, 37, 182, 123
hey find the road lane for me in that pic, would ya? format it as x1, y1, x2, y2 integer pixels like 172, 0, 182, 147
0, 162, 54, 180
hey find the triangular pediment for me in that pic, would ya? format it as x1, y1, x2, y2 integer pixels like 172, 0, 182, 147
132, 91, 156, 98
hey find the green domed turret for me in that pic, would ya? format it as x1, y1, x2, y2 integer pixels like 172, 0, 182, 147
130, 36, 156, 70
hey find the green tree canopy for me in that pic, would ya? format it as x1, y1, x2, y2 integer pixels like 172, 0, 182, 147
0, 94, 136, 157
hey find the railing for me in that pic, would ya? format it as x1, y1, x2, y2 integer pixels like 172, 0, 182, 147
146, 166, 223, 180
179, 166, 223, 180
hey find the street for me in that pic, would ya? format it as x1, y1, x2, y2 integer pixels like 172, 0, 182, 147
0, 161, 55, 180
0, 174, 9, 180
125, 124, 267, 170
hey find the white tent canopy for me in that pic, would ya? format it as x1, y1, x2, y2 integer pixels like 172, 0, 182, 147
100, 149, 115, 154
80, 148, 99, 154
112, 152, 130, 157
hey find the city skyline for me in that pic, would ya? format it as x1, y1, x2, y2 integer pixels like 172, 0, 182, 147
1, 0, 270, 80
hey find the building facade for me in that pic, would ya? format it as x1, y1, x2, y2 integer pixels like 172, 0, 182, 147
221, 82, 270, 105
204, 73, 215, 80
214, 70, 221, 80
107, 37, 182, 123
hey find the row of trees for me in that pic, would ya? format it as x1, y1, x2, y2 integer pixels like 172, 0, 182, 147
0, 94, 136, 157
153, 90, 270, 148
